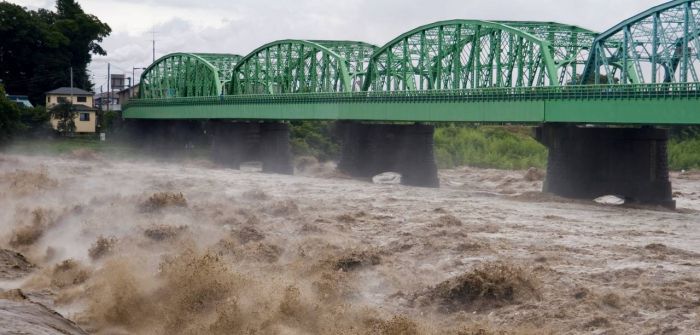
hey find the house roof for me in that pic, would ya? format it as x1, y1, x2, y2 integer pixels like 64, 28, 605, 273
46, 87, 93, 96
118, 84, 139, 95
73, 104, 97, 112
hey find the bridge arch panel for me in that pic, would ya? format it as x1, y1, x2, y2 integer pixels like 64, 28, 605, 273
363, 20, 560, 91
309, 41, 378, 91
497, 21, 598, 85
140, 53, 242, 98
583, 0, 700, 84
230, 40, 375, 94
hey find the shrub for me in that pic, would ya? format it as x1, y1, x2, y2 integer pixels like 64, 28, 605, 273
17, 105, 51, 137
434, 125, 547, 170
289, 121, 339, 162
669, 138, 700, 170
0, 85, 21, 146
50, 101, 77, 136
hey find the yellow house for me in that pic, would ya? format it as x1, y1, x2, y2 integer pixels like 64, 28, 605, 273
46, 87, 97, 133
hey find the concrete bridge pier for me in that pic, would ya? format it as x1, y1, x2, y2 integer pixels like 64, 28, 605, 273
337, 122, 439, 188
209, 121, 260, 168
536, 125, 675, 208
125, 120, 205, 156
259, 122, 294, 174
209, 121, 293, 174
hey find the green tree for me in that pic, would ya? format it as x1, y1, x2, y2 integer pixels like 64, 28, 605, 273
50, 101, 76, 136
0, 1, 110, 105
53, 0, 110, 90
0, 85, 21, 146
18, 105, 51, 137
289, 121, 340, 161
100, 110, 121, 134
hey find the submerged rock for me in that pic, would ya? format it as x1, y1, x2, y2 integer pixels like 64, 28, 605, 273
0, 294, 87, 334
0, 249, 35, 280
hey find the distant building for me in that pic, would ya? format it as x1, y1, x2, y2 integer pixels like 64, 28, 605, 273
46, 87, 98, 134
117, 84, 139, 107
111, 74, 126, 91
94, 74, 133, 112
94, 92, 120, 112
7, 95, 33, 108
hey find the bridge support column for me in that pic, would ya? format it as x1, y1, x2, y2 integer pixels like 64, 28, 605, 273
260, 122, 293, 174
536, 125, 675, 208
124, 120, 205, 157
209, 121, 292, 174
209, 121, 260, 169
337, 122, 439, 188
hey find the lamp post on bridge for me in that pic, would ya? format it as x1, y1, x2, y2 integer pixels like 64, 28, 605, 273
132, 67, 147, 98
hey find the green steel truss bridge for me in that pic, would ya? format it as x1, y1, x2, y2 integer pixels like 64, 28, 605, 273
125, 0, 700, 125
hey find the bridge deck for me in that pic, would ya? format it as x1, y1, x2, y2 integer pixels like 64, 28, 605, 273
123, 83, 700, 125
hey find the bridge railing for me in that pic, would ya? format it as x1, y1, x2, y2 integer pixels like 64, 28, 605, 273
124, 82, 700, 108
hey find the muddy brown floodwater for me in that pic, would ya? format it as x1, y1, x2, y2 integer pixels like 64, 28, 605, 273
0, 152, 699, 334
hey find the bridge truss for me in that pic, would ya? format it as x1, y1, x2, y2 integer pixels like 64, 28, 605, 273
229, 40, 376, 95
129, 0, 700, 126
140, 53, 242, 99
583, 0, 700, 84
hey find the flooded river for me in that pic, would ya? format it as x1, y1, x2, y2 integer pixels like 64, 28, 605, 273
0, 152, 699, 334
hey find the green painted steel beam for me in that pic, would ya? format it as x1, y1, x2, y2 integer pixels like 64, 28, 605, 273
230, 40, 367, 95
363, 19, 560, 92
497, 21, 598, 85
310, 40, 378, 91
582, 0, 700, 84
139, 53, 242, 98
123, 83, 700, 125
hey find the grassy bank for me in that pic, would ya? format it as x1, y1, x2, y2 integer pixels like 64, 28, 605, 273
5, 137, 149, 160
669, 138, 700, 170
435, 125, 700, 171
434, 125, 547, 170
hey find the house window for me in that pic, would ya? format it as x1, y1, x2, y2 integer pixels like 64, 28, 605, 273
77, 96, 87, 103
58, 97, 68, 103
79, 113, 90, 122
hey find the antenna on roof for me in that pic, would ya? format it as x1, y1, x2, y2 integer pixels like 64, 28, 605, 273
151, 28, 159, 63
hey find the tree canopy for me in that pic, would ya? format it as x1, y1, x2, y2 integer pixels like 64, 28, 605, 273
0, 84, 21, 146
0, 0, 111, 105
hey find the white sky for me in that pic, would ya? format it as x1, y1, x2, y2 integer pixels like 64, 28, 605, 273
13, 0, 669, 91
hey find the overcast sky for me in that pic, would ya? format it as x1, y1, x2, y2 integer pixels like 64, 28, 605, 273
13, 0, 669, 91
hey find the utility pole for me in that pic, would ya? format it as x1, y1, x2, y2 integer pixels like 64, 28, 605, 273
107, 63, 111, 113
70, 66, 74, 101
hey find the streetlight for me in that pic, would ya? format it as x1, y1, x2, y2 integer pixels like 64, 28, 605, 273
132, 67, 147, 98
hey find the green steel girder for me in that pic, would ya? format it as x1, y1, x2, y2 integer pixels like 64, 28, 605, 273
195, 54, 243, 92
497, 21, 598, 85
230, 40, 374, 94
363, 19, 560, 91
583, 0, 700, 84
125, 3, 700, 126
123, 83, 700, 125
140, 53, 242, 98
309, 40, 378, 90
